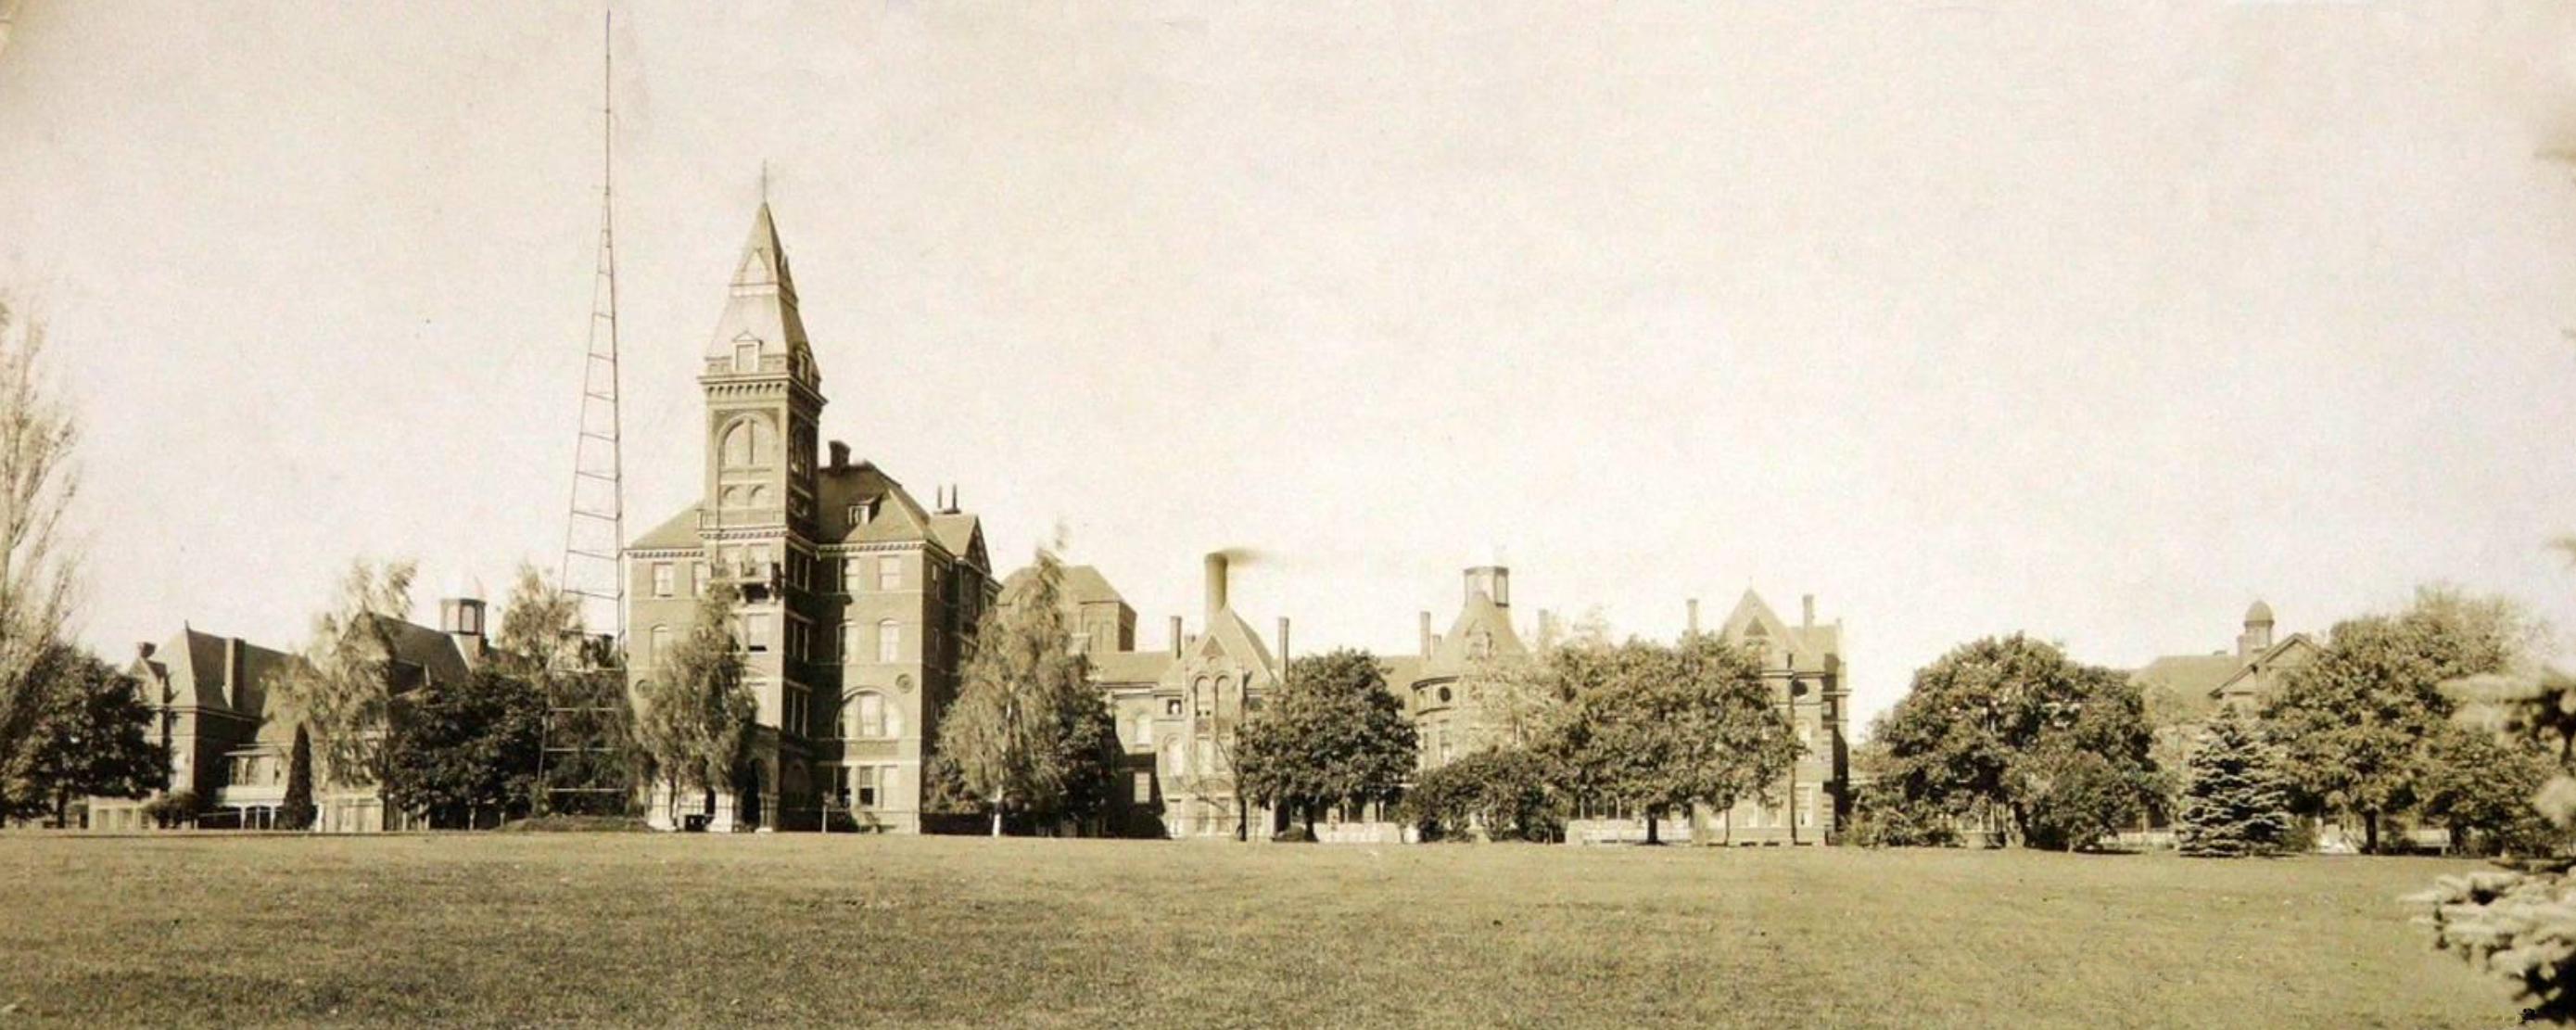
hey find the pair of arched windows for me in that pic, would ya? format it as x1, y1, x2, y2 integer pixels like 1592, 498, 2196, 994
718, 417, 776, 469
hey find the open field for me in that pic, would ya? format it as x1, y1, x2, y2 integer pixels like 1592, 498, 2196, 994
0, 833, 2520, 1028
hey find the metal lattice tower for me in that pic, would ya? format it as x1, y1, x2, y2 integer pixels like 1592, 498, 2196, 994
561, 9, 626, 646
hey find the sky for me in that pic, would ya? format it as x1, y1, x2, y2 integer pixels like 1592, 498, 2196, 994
1, 1, 2572, 731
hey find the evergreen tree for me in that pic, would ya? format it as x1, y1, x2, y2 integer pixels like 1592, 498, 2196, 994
278, 724, 316, 831
2175, 708, 2290, 858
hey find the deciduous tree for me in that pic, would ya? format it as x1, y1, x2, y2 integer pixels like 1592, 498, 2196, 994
280, 559, 419, 812
0, 646, 165, 825
0, 301, 80, 805
938, 547, 1103, 835
384, 668, 546, 828
1540, 634, 1800, 845
632, 581, 756, 826
1237, 649, 1417, 834
1875, 634, 2160, 849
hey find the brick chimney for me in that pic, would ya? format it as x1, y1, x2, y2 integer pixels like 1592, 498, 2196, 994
828, 439, 850, 468
1419, 611, 1434, 658
1170, 616, 1184, 658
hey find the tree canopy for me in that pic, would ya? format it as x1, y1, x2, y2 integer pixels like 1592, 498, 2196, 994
938, 546, 1111, 835
2176, 708, 2291, 858
1540, 633, 1799, 845
632, 581, 756, 822
1236, 648, 1417, 833
384, 668, 546, 828
0, 646, 165, 824
281, 558, 419, 795
1874, 634, 2159, 849
0, 301, 82, 814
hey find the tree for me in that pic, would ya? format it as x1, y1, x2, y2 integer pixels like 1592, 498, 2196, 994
278, 725, 316, 831
1454, 607, 1609, 753
1846, 776, 1958, 847
0, 647, 166, 825
279, 559, 419, 819
1874, 634, 2160, 849
2265, 589, 2529, 853
2412, 545, 2576, 1022
140, 789, 199, 829
492, 565, 641, 817
1398, 745, 1560, 842
383, 668, 546, 828
632, 581, 756, 826
2417, 722, 2563, 858
2174, 708, 2291, 858
1236, 649, 1418, 834
1540, 634, 1801, 845
0, 301, 80, 811
938, 546, 1100, 835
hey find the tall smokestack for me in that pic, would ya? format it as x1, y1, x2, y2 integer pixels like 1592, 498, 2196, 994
1419, 611, 1434, 658
1170, 616, 1184, 658
1204, 552, 1229, 622
1802, 594, 1815, 629
1687, 598, 1701, 638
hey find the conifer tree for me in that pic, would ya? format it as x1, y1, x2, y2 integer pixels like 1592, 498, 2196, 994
2176, 707, 2289, 858
279, 724, 316, 830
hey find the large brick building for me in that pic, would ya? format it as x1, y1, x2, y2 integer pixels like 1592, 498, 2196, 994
625, 203, 996, 833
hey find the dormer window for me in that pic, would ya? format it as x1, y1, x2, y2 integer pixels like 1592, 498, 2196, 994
733, 341, 758, 373
848, 502, 871, 527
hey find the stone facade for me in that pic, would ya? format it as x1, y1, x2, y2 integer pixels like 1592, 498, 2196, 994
626, 203, 995, 833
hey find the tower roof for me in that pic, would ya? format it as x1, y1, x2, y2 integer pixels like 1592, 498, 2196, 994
703, 202, 818, 390
2244, 600, 2275, 626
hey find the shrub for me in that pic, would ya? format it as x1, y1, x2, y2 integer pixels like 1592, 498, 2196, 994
1846, 779, 1957, 848
1398, 747, 1561, 843
497, 813, 649, 833
140, 790, 201, 829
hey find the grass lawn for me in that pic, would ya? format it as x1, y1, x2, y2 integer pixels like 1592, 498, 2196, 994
0, 833, 2522, 1028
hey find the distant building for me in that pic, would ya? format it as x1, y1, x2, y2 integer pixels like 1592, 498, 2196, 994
2132, 601, 2319, 729
1017, 554, 1286, 839
1384, 566, 1528, 772
88, 600, 489, 832
625, 203, 996, 833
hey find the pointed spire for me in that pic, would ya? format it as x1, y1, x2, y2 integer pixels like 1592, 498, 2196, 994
704, 198, 817, 388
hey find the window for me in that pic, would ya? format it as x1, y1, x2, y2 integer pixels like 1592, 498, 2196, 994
847, 503, 870, 528
1132, 714, 1152, 746
1164, 698, 1182, 717
1436, 685, 1453, 705
692, 562, 708, 596
1467, 630, 1491, 659
785, 688, 810, 737
719, 418, 773, 468
877, 556, 900, 591
840, 622, 857, 662
877, 620, 899, 663
649, 625, 672, 666
1164, 739, 1186, 777
733, 340, 758, 373
1134, 771, 1153, 804
742, 613, 771, 652
852, 693, 885, 737
855, 766, 881, 809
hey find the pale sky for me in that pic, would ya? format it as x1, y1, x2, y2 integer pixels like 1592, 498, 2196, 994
3, 2, 2573, 731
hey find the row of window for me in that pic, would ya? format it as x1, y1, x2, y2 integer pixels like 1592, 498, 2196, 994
653, 555, 941, 599
641, 617, 908, 666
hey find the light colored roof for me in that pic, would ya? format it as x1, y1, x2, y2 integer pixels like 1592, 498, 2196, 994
2245, 600, 2275, 625
1423, 587, 1526, 676
631, 505, 704, 552
703, 203, 818, 390
2131, 653, 2243, 726
2214, 632, 2320, 699
927, 513, 983, 567
1091, 649, 1175, 686
999, 564, 1125, 607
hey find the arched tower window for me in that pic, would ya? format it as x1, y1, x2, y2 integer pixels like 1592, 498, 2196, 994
719, 418, 774, 469
850, 692, 891, 738
649, 625, 672, 666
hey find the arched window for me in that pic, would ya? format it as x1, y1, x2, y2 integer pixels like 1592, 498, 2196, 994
649, 625, 672, 666
719, 418, 774, 469
877, 620, 899, 663
749, 485, 771, 508
851, 693, 886, 738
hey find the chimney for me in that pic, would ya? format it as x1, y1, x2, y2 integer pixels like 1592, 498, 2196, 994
1170, 616, 1185, 658
1203, 552, 1229, 622
1419, 611, 1434, 658
442, 597, 488, 658
135, 641, 156, 661
1276, 617, 1290, 679
828, 439, 850, 468
1802, 594, 1816, 629
1687, 598, 1701, 638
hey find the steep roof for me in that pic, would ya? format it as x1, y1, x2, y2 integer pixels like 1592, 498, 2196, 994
927, 513, 985, 569
999, 564, 1125, 607
1195, 607, 1277, 675
1091, 649, 1176, 687
2213, 632, 2320, 700
703, 203, 818, 391
1422, 588, 1526, 677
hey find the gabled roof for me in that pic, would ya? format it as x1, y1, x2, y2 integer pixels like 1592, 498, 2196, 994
999, 564, 1125, 608
928, 514, 985, 571
1091, 649, 1176, 687
2213, 632, 2320, 699
1423, 587, 1526, 676
818, 462, 945, 548
1196, 607, 1277, 677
